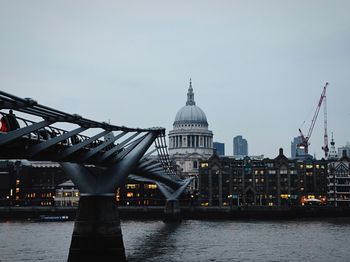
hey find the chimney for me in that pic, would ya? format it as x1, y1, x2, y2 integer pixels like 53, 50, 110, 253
279, 148, 284, 156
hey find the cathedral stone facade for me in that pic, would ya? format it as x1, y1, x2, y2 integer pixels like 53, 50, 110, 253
169, 80, 213, 189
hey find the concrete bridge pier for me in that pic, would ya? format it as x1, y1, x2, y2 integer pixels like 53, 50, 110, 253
68, 195, 126, 262
163, 199, 182, 223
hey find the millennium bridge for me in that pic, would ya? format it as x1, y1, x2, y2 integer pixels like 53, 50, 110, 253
0, 90, 192, 261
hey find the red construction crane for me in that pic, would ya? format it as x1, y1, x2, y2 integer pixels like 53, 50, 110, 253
298, 82, 329, 157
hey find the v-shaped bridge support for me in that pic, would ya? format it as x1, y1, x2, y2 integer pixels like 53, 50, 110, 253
156, 178, 193, 222
129, 174, 193, 223
61, 131, 158, 262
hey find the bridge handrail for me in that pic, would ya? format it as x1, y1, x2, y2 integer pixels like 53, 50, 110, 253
0, 90, 164, 134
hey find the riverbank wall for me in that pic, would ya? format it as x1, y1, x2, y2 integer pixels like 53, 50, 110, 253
1, 206, 350, 221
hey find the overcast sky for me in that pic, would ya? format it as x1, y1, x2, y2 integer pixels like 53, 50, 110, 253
1, 1, 349, 158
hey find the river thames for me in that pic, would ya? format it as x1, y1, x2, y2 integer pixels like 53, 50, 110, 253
1, 218, 350, 261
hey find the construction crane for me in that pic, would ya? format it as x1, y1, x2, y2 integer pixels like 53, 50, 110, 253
298, 82, 329, 158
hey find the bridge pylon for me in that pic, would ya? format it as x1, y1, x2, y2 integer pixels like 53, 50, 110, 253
62, 131, 158, 262
156, 178, 193, 223
164, 199, 182, 223
68, 195, 125, 261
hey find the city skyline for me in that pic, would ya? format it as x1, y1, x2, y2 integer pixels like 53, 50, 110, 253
1, 1, 350, 158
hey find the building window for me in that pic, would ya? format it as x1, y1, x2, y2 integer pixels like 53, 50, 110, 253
193, 161, 198, 169
201, 163, 209, 168
126, 184, 137, 189
147, 184, 157, 189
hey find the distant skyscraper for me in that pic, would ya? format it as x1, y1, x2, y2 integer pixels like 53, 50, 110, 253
338, 142, 350, 159
213, 142, 225, 156
233, 136, 248, 156
291, 136, 305, 158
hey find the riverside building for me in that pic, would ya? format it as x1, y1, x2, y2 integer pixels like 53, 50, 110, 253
328, 150, 350, 207
198, 148, 328, 207
168, 80, 213, 190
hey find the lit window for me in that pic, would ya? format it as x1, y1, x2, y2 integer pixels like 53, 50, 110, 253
148, 184, 157, 189
15, 188, 20, 193
126, 192, 133, 198
201, 163, 209, 168
280, 194, 290, 199
126, 184, 137, 189
16, 179, 20, 185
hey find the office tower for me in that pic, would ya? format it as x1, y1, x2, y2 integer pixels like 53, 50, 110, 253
233, 135, 248, 157
213, 142, 225, 156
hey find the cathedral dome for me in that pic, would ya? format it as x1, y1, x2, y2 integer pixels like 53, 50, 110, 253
173, 80, 208, 126
174, 105, 208, 125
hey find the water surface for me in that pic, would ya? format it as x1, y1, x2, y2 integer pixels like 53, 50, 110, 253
1, 218, 350, 261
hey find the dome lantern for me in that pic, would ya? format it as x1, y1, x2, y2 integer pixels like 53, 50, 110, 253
173, 79, 208, 127
186, 79, 196, 106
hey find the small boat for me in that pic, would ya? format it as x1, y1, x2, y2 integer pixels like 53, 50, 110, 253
38, 215, 69, 222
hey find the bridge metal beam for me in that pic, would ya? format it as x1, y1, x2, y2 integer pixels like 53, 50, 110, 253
0, 120, 53, 146
79, 131, 129, 162
128, 174, 192, 223
58, 130, 111, 160
110, 136, 147, 163
61, 131, 158, 195
133, 168, 183, 189
138, 162, 163, 172
95, 132, 141, 162
27, 126, 88, 158
97, 131, 158, 192
137, 159, 157, 169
